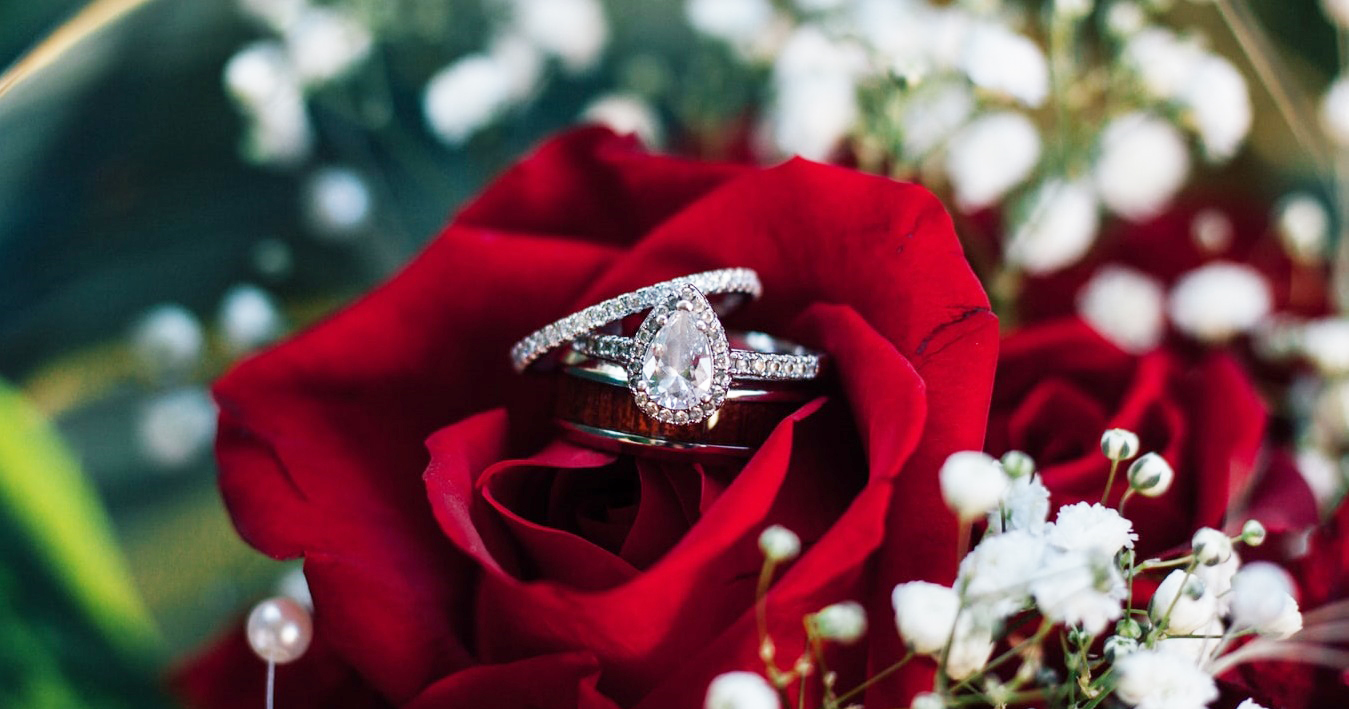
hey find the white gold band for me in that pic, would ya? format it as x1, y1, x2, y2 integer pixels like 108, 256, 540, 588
509, 267, 761, 373
572, 333, 823, 382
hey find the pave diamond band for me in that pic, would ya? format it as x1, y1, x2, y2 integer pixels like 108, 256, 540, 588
509, 267, 762, 373
573, 333, 823, 382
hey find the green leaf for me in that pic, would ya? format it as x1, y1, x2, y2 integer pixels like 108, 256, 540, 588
0, 379, 159, 655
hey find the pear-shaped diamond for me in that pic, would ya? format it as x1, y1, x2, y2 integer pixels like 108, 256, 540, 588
639, 311, 714, 411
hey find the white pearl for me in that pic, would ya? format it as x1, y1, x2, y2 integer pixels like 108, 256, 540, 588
247, 596, 313, 664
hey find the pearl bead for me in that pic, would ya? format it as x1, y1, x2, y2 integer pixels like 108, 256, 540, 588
246, 596, 312, 664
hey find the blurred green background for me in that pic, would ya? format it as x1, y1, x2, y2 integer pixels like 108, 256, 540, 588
0, 0, 1341, 706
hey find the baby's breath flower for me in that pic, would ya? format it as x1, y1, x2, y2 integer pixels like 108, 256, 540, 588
1191, 527, 1233, 566
582, 94, 663, 148
1230, 563, 1302, 638
1276, 194, 1330, 265
1241, 519, 1267, 547
959, 530, 1047, 617
686, 0, 774, 46
705, 671, 779, 709
1031, 550, 1126, 634
758, 525, 801, 563
1320, 76, 1349, 148
1115, 649, 1218, 709
303, 167, 372, 240
1236, 699, 1270, 709
1194, 550, 1240, 615
1168, 262, 1272, 343
1127, 452, 1174, 497
1100, 428, 1141, 462
423, 55, 513, 146
811, 601, 867, 644
513, 0, 609, 73
284, 6, 373, 85
891, 581, 959, 655
131, 304, 204, 380
959, 23, 1049, 107
1105, 634, 1139, 660
988, 474, 1051, 534
945, 111, 1042, 212
1301, 318, 1349, 375
1093, 112, 1190, 221
219, 284, 284, 355
1005, 179, 1100, 274
1078, 267, 1166, 353
1000, 450, 1035, 479
911, 692, 944, 709
1151, 569, 1218, 634
1179, 55, 1250, 161
1047, 503, 1137, 557
940, 451, 1009, 520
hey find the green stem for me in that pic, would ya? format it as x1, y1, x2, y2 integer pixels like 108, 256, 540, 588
830, 652, 914, 706
952, 617, 1054, 693
1101, 459, 1121, 505
1134, 555, 1195, 573
1152, 561, 1199, 641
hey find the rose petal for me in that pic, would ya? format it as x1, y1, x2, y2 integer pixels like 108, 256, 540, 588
214, 228, 621, 700
405, 652, 621, 709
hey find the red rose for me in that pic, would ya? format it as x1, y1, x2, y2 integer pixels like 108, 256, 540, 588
986, 317, 1317, 557
174, 129, 999, 708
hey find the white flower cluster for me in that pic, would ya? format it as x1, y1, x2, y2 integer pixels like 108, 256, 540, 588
423, 0, 609, 147
225, 0, 612, 159
705, 431, 1335, 709
686, 0, 1254, 278
225, 0, 374, 166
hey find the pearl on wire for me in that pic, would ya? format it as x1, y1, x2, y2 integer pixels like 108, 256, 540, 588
247, 596, 313, 664
248, 596, 313, 709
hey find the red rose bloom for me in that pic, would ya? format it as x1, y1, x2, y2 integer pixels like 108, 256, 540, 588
174, 129, 999, 708
986, 317, 1317, 556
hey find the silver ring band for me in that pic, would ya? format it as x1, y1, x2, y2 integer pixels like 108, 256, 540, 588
509, 268, 761, 373
572, 332, 823, 382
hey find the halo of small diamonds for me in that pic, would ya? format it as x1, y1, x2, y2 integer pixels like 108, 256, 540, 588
627, 284, 732, 425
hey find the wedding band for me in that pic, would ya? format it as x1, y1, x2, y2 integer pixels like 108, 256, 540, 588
573, 332, 823, 383
509, 267, 761, 373
554, 356, 817, 458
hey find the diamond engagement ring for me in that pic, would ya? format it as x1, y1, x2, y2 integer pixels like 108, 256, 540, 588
509, 268, 762, 374
570, 284, 824, 425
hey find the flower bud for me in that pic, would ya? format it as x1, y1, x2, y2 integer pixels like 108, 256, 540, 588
1100, 428, 1140, 461
1127, 452, 1174, 497
1230, 562, 1301, 637
1191, 527, 1233, 566
939, 451, 1010, 520
705, 671, 779, 709
1000, 450, 1036, 479
1150, 569, 1217, 634
811, 601, 868, 645
758, 525, 800, 563
1241, 519, 1267, 547
912, 692, 944, 709
1104, 634, 1138, 661
1115, 617, 1142, 639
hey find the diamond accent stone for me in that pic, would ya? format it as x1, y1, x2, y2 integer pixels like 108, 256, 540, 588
638, 311, 715, 411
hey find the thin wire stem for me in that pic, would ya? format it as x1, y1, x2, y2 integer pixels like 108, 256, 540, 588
266, 660, 276, 709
